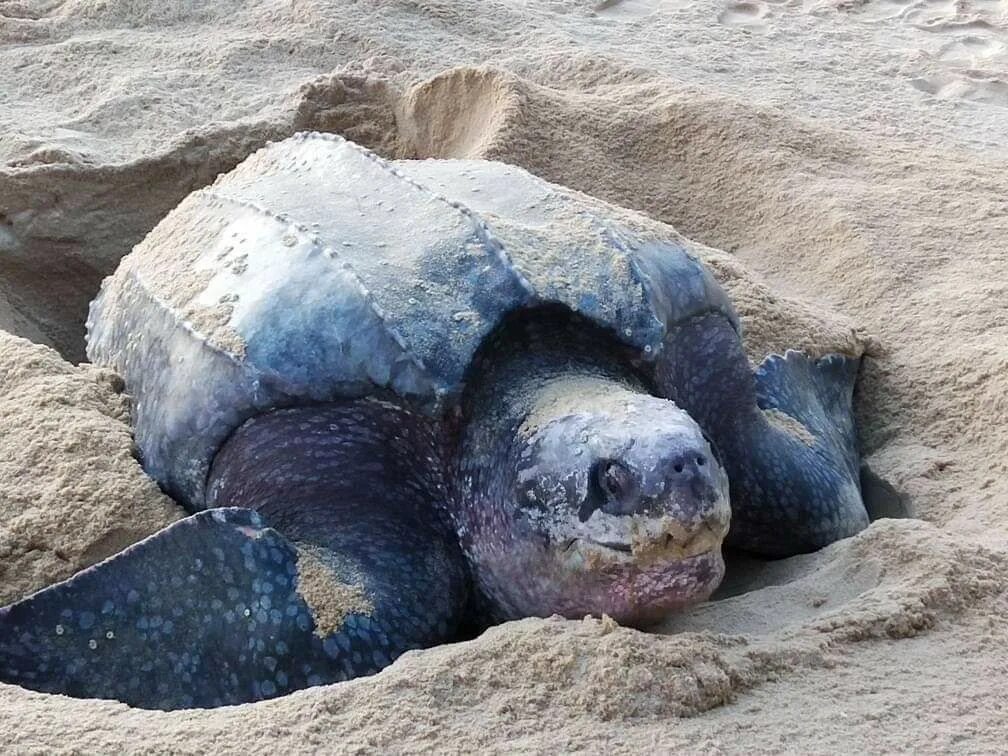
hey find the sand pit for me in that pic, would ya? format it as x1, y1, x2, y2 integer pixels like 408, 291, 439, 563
1, 0, 1006, 752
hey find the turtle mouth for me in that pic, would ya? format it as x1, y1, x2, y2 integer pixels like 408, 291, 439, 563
587, 540, 633, 553
563, 538, 632, 554
561, 523, 725, 565
546, 543, 727, 626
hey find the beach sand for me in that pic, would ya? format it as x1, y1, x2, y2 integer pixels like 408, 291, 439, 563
1, 0, 1006, 751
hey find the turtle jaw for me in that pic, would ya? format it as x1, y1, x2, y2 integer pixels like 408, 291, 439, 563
569, 548, 726, 628
471, 535, 727, 627
545, 510, 730, 626
468, 497, 731, 626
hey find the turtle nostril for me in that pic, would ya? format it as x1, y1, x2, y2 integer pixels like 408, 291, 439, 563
673, 453, 707, 475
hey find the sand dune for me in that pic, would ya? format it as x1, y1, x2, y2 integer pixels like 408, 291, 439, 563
1, 0, 1006, 751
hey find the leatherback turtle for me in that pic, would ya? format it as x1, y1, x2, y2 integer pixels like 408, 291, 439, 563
0, 133, 869, 710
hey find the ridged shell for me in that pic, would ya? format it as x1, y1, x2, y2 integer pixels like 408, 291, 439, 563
87, 132, 737, 508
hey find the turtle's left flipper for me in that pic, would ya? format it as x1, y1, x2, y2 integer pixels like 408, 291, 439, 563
0, 509, 373, 710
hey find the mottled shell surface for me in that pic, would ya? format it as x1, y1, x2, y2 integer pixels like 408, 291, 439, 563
87, 132, 736, 508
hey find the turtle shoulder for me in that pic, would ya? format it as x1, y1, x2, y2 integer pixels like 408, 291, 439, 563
86, 134, 531, 507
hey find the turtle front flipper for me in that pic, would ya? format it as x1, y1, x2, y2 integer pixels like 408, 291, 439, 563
0, 401, 469, 710
754, 350, 861, 475
0, 509, 347, 709
658, 312, 869, 557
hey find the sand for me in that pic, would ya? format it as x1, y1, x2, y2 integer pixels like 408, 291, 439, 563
1, 0, 1006, 752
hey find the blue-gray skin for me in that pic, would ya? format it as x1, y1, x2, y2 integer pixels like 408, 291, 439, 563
0, 134, 869, 710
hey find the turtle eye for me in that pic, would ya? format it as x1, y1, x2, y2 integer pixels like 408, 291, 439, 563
581, 459, 638, 521
600, 461, 634, 502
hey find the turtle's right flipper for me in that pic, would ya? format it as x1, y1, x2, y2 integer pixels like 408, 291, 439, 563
1, 509, 378, 709
753, 350, 861, 479
660, 313, 869, 556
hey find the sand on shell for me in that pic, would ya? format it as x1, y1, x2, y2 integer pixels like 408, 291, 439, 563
1, 0, 1007, 752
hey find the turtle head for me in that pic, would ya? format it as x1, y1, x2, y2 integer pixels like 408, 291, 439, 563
466, 377, 731, 627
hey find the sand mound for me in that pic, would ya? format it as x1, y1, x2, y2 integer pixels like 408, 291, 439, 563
0, 331, 179, 606
1, 519, 1003, 752
1, 0, 1006, 751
